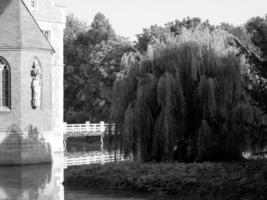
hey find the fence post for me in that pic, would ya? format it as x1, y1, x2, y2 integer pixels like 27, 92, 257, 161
100, 121, 105, 133
85, 121, 90, 132
92, 124, 95, 132
100, 121, 105, 151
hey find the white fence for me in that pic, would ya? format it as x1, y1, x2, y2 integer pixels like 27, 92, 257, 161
63, 122, 124, 167
64, 121, 116, 138
65, 151, 127, 166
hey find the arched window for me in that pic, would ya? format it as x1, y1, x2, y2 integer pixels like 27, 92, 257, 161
0, 57, 11, 110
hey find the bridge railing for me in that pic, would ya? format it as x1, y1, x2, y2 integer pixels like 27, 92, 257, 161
63, 121, 116, 137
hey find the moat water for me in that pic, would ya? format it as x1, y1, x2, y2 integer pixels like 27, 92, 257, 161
0, 140, 178, 200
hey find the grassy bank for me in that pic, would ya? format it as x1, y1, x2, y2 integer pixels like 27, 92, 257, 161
64, 161, 267, 199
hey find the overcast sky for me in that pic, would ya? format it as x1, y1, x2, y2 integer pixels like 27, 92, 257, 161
54, 0, 267, 41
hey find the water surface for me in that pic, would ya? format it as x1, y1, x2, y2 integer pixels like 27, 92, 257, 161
0, 139, 180, 200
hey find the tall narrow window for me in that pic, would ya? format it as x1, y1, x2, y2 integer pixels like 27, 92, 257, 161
30, 0, 37, 9
0, 57, 11, 111
42, 30, 51, 42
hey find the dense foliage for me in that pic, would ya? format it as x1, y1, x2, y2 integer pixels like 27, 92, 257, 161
111, 27, 266, 162
64, 14, 267, 123
135, 17, 215, 53
63, 14, 267, 162
134, 17, 267, 116
64, 13, 134, 123
243, 15, 267, 114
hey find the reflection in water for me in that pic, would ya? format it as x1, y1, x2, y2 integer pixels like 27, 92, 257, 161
65, 136, 128, 166
65, 150, 127, 166
64, 188, 180, 200
0, 141, 180, 200
0, 151, 176, 200
0, 153, 64, 200
65, 189, 147, 200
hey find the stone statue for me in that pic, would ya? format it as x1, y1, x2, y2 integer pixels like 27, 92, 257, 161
31, 59, 41, 109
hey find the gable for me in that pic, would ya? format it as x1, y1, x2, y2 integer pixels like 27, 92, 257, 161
0, 0, 54, 52
24, 0, 64, 23
20, 0, 54, 51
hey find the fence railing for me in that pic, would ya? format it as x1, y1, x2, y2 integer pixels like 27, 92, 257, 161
64, 121, 116, 138
65, 151, 127, 166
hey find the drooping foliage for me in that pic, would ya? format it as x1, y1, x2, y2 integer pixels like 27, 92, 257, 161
232, 104, 267, 154
124, 100, 153, 162
111, 27, 267, 162
110, 52, 141, 125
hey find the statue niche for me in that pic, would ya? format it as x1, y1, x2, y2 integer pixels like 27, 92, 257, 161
31, 59, 41, 109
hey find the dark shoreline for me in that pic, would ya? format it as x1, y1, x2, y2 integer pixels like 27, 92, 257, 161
64, 160, 267, 200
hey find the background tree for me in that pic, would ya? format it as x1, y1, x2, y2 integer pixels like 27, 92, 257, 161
64, 13, 134, 123
87, 13, 116, 44
64, 14, 88, 121
135, 17, 214, 52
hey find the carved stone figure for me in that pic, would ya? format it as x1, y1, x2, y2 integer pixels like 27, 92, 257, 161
31, 59, 41, 109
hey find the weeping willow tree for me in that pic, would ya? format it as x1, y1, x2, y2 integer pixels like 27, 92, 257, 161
124, 100, 153, 162
110, 26, 266, 162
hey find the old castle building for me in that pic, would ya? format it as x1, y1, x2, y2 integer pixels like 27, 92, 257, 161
0, 0, 65, 164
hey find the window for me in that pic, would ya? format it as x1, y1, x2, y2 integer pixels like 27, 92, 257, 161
30, 0, 37, 9
0, 57, 11, 111
42, 30, 51, 42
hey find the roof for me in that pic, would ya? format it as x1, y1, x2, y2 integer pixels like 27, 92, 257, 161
0, 0, 54, 52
